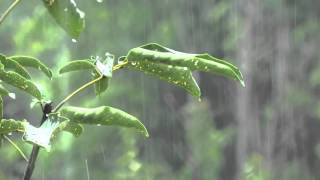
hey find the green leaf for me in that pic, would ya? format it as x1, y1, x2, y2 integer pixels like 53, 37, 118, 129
9, 56, 53, 79
59, 60, 95, 74
126, 43, 245, 87
0, 54, 31, 79
128, 60, 201, 97
92, 71, 109, 95
56, 120, 83, 137
0, 119, 28, 134
43, 0, 85, 39
60, 106, 149, 137
0, 68, 42, 100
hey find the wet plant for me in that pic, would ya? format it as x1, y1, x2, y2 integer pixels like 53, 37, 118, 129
0, 0, 244, 179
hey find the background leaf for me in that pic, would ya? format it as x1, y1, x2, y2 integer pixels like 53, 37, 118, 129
0, 97, 2, 120
60, 106, 149, 137
43, 0, 85, 39
59, 60, 95, 74
9, 56, 53, 79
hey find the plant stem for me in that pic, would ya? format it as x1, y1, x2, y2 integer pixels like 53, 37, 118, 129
22, 61, 128, 179
53, 75, 103, 112
23, 103, 52, 180
0, 0, 22, 26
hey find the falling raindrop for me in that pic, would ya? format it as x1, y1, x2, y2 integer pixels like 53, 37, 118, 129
64, 8, 68, 12
96, 0, 103, 3
71, 39, 77, 43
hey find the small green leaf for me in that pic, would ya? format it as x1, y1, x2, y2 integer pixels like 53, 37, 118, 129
128, 60, 200, 97
56, 120, 83, 137
0, 69, 42, 100
43, 0, 85, 39
92, 71, 109, 95
9, 56, 53, 79
0, 119, 28, 134
60, 106, 149, 137
59, 60, 95, 74
0, 54, 31, 79
126, 43, 245, 87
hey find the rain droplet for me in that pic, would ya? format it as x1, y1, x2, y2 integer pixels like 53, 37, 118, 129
64, 8, 68, 12
71, 39, 77, 43
96, 0, 103, 2
131, 62, 137, 65
168, 65, 173, 68
97, 124, 101, 126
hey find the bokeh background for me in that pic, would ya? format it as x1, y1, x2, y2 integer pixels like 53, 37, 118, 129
0, 0, 320, 179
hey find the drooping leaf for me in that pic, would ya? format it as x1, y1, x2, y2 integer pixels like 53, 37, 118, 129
128, 60, 200, 97
60, 106, 149, 137
43, 0, 85, 39
9, 56, 53, 79
59, 60, 95, 74
0, 119, 28, 134
95, 53, 114, 78
126, 43, 245, 87
92, 71, 109, 95
0, 54, 31, 79
0, 68, 42, 100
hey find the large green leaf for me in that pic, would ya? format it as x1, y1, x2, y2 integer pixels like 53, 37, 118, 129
59, 60, 95, 74
9, 56, 53, 79
0, 119, 28, 134
43, 0, 85, 39
60, 106, 149, 137
126, 43, 245, 87
0, 54, 31, 79
128, 60, 200, 97
0, 67, 42, 100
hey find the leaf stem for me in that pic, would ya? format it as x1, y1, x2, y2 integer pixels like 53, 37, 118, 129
53, 60, 128, 112
3, 135, 28, 162
0, 0, 22, 26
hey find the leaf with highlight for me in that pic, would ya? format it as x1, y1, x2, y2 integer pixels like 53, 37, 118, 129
9, 56, 53, 79
60, 106, 149, 137
0, 119, 28, 134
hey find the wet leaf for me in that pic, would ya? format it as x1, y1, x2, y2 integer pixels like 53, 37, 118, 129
9, 56, 53, 79
92, 71, 109, 95
59, 60, 95, 74
60, 106, 149, 137
0, 54, 31, 79
0, 119, 28, 134
95, 53, 114, 77
128, 60, 200, 97
0, 84, 15, 99
126, 43, 245, 87
0, 69, 42, 100
43, 0, 85, 39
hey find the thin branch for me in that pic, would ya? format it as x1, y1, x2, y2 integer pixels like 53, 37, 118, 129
0, 0, 22, 26
3, 135, 28, 162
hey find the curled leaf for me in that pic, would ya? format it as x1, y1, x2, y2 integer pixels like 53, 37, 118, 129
9, 56, 53, 79
60, 106, 149, 137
